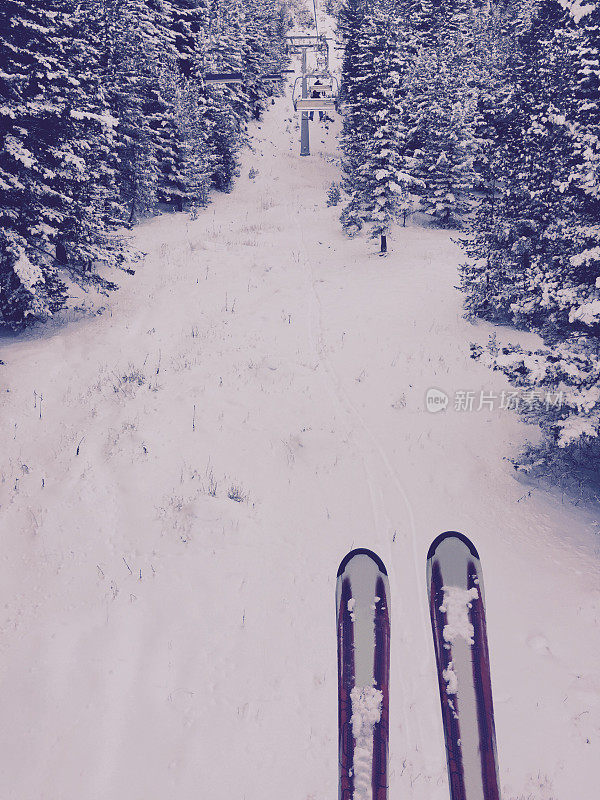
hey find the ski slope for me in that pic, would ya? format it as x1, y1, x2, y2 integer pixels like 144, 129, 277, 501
1, 12, 599, 800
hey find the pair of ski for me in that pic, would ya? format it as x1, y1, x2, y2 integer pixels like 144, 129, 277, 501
336, 532, 500, 800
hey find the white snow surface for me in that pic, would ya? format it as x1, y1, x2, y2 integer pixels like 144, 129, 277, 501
440, 586, 479, 646
1, 11, 600, 800
350, 685, 383, 800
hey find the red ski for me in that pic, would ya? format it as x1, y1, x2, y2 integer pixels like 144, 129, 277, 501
426, 532, 501, 800
336, 549, 390, 800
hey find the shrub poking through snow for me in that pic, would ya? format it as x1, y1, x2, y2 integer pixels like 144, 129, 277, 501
227, 484, 247, 503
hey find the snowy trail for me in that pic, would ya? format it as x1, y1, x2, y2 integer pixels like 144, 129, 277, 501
1, 15, 600, 800
294, 198, 431, 767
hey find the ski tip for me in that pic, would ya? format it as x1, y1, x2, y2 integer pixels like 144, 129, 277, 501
427, 531, 480, 561
337, 548, 388, 577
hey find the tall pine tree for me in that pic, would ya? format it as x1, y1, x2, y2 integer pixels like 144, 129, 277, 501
460, 0, 600, 486
339, 0, 421, 249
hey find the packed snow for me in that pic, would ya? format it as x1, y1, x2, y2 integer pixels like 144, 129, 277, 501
0, 8, 599, 800
350, 685, 383, 800
440, 586, 479, 646
348, 596, 356, 621
442, 663, 459, 696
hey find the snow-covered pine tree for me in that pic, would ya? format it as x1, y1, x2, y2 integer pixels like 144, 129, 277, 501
171, 0, 207, 79
467, 1, 517, 209
337, 0, 369, 234
571, 1, 599, 200
200, 0, 288, 193
204, 97, 240, 192
148, 0, 211, 213
461, 0, 581, 325
205, 0, 248, 124
103, 0, 179, 223
153, 80, 191, 211
400, 0, 478, 227
201, 7, 241, 198
64, 0, 129, 276
460, 0, 600, 487
151, 3, 195, 213
412, 0, 457, 44
177, 81, 212, 212
1, 0, 291, 325
338, 0, 372, 235
349, 1, 422, 252
337, 0, 366, 101
0, 0, 125, 327
410, 78, 476, 226
242, 0, 288, 121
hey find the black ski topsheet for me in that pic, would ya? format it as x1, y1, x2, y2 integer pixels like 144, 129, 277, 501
426, 532, 501, 800
336, 549, 390, 800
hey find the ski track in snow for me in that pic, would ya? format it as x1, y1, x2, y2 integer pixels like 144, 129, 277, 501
295, 189, 430, 771
1, 10, 600, 800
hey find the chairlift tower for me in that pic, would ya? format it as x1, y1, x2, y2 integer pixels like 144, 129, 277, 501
286, 34, 336, 157
300, 49, 310, 156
